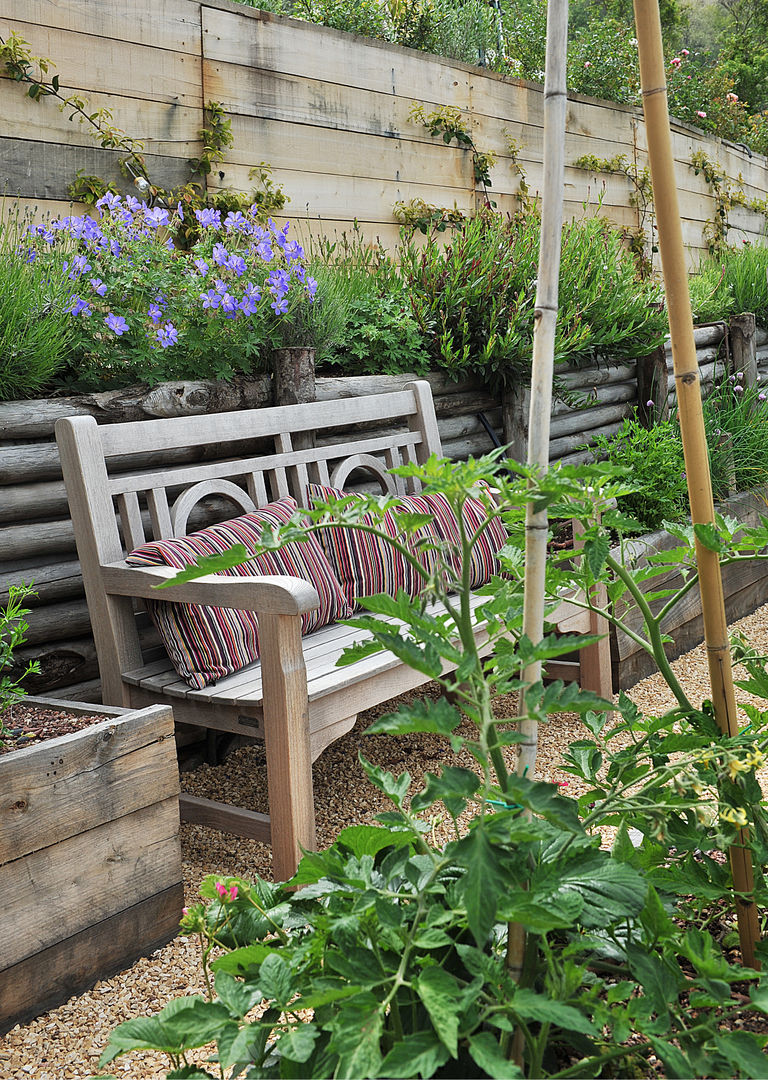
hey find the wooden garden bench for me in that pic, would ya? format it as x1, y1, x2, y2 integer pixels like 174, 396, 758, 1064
55, 381, 610, 881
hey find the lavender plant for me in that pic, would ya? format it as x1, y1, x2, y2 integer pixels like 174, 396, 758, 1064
26, 196, 326, 389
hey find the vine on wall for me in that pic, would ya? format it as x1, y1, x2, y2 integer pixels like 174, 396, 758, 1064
572, 153, 655, 275
0, 29, 287, 244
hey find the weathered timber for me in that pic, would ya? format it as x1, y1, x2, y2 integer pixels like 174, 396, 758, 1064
731, 313, 757, 388
0, 702, 182, 1033
0, 376, 273, 439
0, 560, 83, 606
19, 599, 93, 646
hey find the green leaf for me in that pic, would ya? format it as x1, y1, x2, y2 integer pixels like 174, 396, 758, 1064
328, 992, 383, 1079
154, 545, 251, 586
365, 696, 461, 738
625, 942, 683, 1013
257, 953, 293, 1008
335, 824, 413, 858
411, 765, 480, 815
414, 967, 461, 1056
648, 1037, 694, 1079
512, 989, 597, 1036
453, 829, 508, 944
639, 884, 673, 942
214, 970, 265, 1018
212, 943, 281, 976
584, 532, 610, 578
380, 1030, 451, 1078
715, 1031, 768, 1078
278, 1025, 319, 1064
359, 754, 411, 807
496, 889, 583, 932
693, 521, 725, 552
534, 852, 646, 927
468, 1032, 523, 1078
160, 1001, 233, 1047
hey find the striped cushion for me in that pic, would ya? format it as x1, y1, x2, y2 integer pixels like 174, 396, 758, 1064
126, 497, 352, 689
418, 484, 509, 589
306, 482, 508, 603
306, 484, 412, 606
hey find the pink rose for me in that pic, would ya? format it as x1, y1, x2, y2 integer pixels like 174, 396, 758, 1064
697, 110, 707, 118
671, 56, 681, 67
681, 49, 689, 57
727, 92, 739, 103
584, 61, 591, 67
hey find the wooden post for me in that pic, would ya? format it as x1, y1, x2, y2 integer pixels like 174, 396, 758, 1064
634, 0, 760, 968
636, 344, 670, 425
273, 347, 316, 407
730, 312, 757, 390
501, 384, 529, 461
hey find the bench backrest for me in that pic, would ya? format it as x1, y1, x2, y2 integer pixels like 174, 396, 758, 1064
56, 381, 442, 703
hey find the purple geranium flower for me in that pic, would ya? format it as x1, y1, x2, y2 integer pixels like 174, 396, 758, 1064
220, 292, 238, 315
105, 312, 129, 335
212, 242, 229, 268
224, 211, 248, 233
96, 192, 122, 212
305, 276, 318, 300
68, 254, 92, 279
201, 289, 221, 310
65, 295, 92, 317
193, 258, 209, 277
227, 254, 247, 278
148, 303, 163, 323
270, 294, 289, 315
194, 207, 222, 229
144, 207, 170, 229
89, 277, 108, 297
156, 321, 179, 348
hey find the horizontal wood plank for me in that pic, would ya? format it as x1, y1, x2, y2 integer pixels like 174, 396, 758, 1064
0, 706, 177, 862
2, 796, 181, 968
0, 881, 183, 1035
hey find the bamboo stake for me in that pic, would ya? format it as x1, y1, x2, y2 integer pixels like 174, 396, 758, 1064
517, 0, 568, 780
633, 0, 760, 968
508, 0, 569, 1006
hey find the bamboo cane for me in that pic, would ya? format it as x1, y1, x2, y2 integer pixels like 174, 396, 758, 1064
517, 0, 568, 780
633, 0, 760, 968
508, 0, 569, 1005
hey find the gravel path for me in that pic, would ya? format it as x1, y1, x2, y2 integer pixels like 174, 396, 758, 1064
4, 602, 768, 1079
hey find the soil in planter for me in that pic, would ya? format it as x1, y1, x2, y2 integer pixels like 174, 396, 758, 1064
0, 702, 113, 755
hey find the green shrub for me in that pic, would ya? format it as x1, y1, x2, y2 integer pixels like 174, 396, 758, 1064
591, 417, 688, 531
400, 210, 666, 391
704, 378, 768, 497
0, 213, 74, 401
0, 584, 40, 718
690, 245, 768, 327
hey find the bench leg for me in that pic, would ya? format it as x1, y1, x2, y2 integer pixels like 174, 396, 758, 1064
579, 580, 613, 700
259, 612, 317, 882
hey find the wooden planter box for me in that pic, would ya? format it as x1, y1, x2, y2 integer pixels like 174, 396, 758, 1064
0, 698, 183, 1034
612, 487, 768, 690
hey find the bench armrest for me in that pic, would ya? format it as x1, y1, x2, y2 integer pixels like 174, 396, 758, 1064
101, 561, 321, 616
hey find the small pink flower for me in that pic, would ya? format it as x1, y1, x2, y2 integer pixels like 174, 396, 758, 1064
727, 92, 739, 103
215, 882, 228, 899
584, 61, 591, 67
228, 885, 239, 901
646, 399, 654, 408
671, 57, 681, 67
687, 75, 692, 80
182, 907, 189, 916
697, 110, 707, 119
681, 49, 689, 57
759, 393, 766, 401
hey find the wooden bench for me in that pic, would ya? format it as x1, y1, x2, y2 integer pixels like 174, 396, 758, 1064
56, 381, 609, 880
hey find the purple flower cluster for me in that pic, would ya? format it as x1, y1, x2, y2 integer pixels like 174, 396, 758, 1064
30, 194, 320, 360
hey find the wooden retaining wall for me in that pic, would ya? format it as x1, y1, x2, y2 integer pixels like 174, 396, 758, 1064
3, 0, 768, 262
1, 323, 741, 700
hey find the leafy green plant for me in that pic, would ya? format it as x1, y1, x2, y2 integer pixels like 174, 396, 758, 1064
1, 584, 40, 719
590, 417, 689, 532
0, 209, 74, 400
400, 210, 666, 392
98, 455, 768, 1078
689, 244, 768, 326
26, 197, 337, 390
704, 377, 768, 497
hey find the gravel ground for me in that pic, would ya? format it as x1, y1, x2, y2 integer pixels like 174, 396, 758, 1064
4, 602, 768, 1079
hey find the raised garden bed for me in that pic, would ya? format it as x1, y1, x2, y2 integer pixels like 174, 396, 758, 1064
0, 697, 182, 1034
611, 487, 768, 689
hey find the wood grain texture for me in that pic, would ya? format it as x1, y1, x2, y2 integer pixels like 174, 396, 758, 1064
0, 705, 176, 862
2, 796, 181, 968
0, 881, 183, 1035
